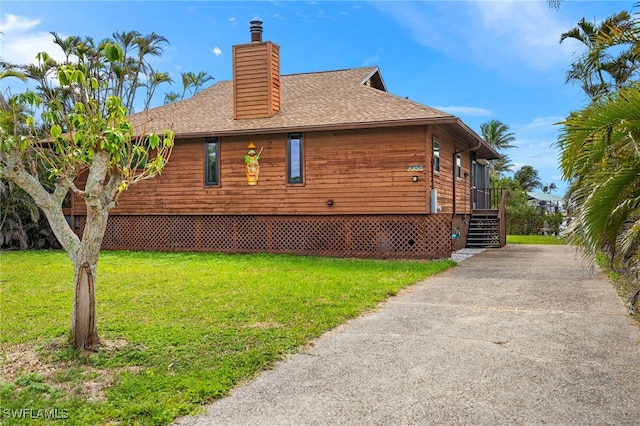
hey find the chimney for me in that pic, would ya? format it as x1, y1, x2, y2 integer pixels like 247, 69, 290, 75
232, 21, 281, 120
250, 20, 263, 43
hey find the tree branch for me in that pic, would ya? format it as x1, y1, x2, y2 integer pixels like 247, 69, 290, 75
1, 149, 80, 254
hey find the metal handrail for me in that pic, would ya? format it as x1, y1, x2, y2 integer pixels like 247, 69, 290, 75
498, 188, 507, 247
471, 187, 504, 210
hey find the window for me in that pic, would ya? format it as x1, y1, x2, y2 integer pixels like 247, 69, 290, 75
287, 133, 303, 184
433, 138, 440, 173
456, 153, 462, 179
205, 137, 219, 185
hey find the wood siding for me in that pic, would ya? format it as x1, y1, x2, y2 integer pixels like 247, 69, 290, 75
430, 126, 473, 216
233, 42, 280, 119
71, 125, 476, 218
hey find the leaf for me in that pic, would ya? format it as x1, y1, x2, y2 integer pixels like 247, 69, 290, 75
103, 43, 124, 62
147, 134, 160, 149
72, 69, 85, 84
74, 133, 84, 145
18, 136, 30, 152
50, 124, 63, 139
57, 69, 70, 86
163, 130, 175, 147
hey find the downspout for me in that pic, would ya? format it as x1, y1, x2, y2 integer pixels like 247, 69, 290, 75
452, 151, 456, 216
427, 126, 437, 214
430, 141, 435, 213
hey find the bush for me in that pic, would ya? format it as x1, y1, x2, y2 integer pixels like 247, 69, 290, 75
508, 204, 541, 234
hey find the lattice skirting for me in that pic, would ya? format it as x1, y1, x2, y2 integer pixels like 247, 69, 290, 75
79, 214, 455, 259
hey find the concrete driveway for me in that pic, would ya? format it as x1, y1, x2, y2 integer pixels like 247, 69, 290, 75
175, 244, 640, 425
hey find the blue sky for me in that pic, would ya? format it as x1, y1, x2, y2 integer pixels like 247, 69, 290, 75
1, 1, 637, 195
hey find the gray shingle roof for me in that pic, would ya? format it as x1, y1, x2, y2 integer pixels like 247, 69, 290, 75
133, 66, 499, 159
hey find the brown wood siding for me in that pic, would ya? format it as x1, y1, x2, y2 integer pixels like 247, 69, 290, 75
268, 43, 280, 112
431, 126, 473, 215
72, 126, 441, 216
233, 42, 280, 119
454, 151, 472, 215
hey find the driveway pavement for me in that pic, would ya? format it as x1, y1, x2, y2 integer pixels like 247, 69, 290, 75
174, 244, 640, 425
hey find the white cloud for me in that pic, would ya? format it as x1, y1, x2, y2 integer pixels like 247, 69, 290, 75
212, 46, 222, 56
433, 105, 492, 117
1, 13, 40, 32
516, 116, 565, 131
371, 1, 575, 73
1, 13, 65, 66
513, 117, 564, 146
471, 1, 575, 71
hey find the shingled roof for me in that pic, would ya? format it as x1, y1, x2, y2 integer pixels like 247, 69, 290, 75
134, 66, 499, 160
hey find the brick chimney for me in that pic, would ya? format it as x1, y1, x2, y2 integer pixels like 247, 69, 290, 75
233, 20, 281, 119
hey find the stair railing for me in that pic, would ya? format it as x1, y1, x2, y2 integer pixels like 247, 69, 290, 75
471, 187, 503, 210
498, 187, 507, 247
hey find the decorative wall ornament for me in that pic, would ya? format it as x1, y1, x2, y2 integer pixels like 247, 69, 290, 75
245, 142, 263, 185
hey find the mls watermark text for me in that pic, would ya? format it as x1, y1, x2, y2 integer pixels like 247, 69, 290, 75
1, 408, 69, 420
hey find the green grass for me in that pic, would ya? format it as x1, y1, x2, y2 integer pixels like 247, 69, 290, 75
0, 250, 454, 425
507, 234, 565, 245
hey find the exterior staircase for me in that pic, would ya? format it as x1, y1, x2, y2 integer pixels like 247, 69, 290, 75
466, 210, 501, 248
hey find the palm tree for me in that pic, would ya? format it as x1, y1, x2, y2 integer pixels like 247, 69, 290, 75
557, 83, 640, 263
181, 71, 215, 98
480, 119, 517, 177
558, 6, 640, 268
560, 11, 635, 99
163, 91, 181, 104
480, 119, 517, 151
542, 183, 557, 194
589, 10, 640, 91
143, 71, 173, 110
514, 165, 541, 193
127, 32, 170, 111
491, 154, 514, 177
163, 71, 214, 105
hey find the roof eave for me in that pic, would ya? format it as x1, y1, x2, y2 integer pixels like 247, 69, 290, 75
453, 119, 501, 160
172, 116, 461, 139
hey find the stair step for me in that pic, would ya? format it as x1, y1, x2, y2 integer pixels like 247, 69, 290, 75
467, 213, 501, 249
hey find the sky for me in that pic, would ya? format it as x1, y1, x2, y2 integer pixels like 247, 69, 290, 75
1, 0, 637, 195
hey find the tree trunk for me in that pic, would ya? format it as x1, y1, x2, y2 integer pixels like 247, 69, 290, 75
3, 148, 123, 351
71, 262, 99, 349
69, 191, 111, 350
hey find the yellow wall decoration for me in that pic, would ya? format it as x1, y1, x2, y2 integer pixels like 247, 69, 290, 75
245, 143, 262, 185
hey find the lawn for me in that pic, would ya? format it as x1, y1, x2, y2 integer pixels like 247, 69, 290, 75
0, 250, 454, 425
507, 234, 565, 245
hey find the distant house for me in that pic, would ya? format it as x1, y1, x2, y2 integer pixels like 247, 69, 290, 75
527, 192, 564, 214
68, 21, 502, 259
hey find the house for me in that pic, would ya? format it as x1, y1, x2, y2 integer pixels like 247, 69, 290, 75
527, 192, 564, 214
68, 21, 503, 259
